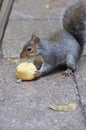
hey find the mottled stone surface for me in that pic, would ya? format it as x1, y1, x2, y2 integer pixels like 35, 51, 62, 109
0, 0, 86, 129
0, 59, 86, 130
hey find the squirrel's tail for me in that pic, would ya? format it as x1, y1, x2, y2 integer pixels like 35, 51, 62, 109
63, 1, 86, 51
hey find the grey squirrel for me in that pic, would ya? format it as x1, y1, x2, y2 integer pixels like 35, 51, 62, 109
20, 1, 86, 77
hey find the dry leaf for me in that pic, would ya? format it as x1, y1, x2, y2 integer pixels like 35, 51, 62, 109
49, 103, 77, 112
7, 58, 20, 63
57, 75, 66, 79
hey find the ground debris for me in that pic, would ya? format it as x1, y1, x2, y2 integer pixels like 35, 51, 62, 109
49, 103, 78, 112
7, 58, 20, 63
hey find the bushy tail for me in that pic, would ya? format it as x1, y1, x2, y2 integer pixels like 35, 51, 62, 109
63, 1, 86, 51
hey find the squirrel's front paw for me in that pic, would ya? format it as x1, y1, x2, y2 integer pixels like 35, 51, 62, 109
34, 70, 42, 78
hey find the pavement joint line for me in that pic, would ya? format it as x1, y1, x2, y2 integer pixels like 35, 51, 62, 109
10, 18, 60, 21
0, 0, 3, 9
0, 0, 14, 58
82, 55, 86, 57
73, 75, 86, 127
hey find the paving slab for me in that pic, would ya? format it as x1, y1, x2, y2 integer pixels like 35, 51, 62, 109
0, 0, 86, 129
3, 0, 86, 58
9, 0, 74, 20
2, 20, 61, 58
0, 59, 86, 130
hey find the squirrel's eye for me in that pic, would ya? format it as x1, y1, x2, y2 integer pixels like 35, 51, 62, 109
27, 47, 33, 52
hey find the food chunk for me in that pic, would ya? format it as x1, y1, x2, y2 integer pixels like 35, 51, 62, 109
16, 62, 37, 80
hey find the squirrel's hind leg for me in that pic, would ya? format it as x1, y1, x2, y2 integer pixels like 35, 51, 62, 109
60, 55, 78, 77
63, 54, 78, 76
62, 68, 75, 76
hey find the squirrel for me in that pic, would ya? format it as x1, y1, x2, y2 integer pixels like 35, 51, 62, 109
20, 1, 86, 77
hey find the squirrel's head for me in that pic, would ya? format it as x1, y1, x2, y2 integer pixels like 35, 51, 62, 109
20, 34, 41, 58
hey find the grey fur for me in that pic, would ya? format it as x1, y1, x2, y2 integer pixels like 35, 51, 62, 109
38, 31, 81, 75
21, 1, 86, 77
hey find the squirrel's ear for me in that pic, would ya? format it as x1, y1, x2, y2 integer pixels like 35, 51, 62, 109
31, 34, 37, 40
31, 34, 40, 45
35, 37, 40, 46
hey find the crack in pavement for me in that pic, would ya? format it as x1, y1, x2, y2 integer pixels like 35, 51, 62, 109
73, 75, 86, 127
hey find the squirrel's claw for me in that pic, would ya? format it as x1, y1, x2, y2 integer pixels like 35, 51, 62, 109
62, 69, 75, 77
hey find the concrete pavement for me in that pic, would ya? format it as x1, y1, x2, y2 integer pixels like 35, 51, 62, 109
0, 0, 86, 129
